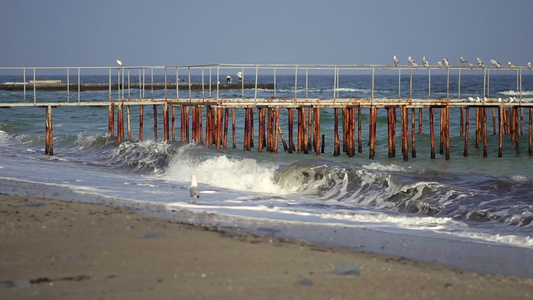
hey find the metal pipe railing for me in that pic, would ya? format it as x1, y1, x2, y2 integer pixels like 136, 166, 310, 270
0, 64, 531, 106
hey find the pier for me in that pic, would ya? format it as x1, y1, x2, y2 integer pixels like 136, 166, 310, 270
1, 63, 532, 159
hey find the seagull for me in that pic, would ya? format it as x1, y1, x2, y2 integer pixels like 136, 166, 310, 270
528, 62, 532, 69
460, 57, 467, 65
393, 55, 399, 66
422, 56, 429, 67
468, 97, 475, 102
116, 59, 123, 66
468, 63, 474, 69
508, 61, 516, 67
437, 61, 443, 67
442, 58, 449, 67
188, 175, 200, 202
476, 57, 484, 67
498, 98, 502, 103
490, 59, 501, 68
407, 56, 416, 66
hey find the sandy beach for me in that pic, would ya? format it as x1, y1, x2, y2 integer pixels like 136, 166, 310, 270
1, 195, 532, 300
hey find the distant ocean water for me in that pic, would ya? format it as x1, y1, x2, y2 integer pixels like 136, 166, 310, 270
1, 73, 532, 275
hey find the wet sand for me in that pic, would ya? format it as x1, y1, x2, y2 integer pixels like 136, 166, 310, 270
1, 195, 532, 299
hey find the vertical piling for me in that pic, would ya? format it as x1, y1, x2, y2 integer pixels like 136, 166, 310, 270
126, 105, 131, 139
314, 106, 320, 156
139, 105, 144, 141
117, 104, 123, 144
288, 107, 295, 153
232, 107, 236, 149
529, 107, 532, 156
429, 106, 435, 159
499, 105, 504, 157
411, 108, 416, 158
334, 108, 340, 156
223, 108, 229, 148
483, 107, 488, 157
163, 103, 169, 141
357, 106, 363, 153
464, 107, 469, 157
45, 106, 53, 156
153, 105, 158, 140
108, 103, 115, 136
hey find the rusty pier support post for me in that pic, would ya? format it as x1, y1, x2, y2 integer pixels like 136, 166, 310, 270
163, 103, 169, 141
153, 105, 158, 140
314, 106, 320, 156
498, 105, 504, 157
45, 106, 53, 156
288, 107, 295, 153
401, 106, 408, 161
258, 107, 265, 152
369, 106, 377, 159
223, 108, 229, 148
357, 106, 363, 153
232, 107, 236, 149
528, 107, 533, 156
445, 106, 450, 160
483, 107, 488, 157
126, 105, 131, 139
139, 105, 144, 141
464, 107, 469, 157
108, 103, 115, 136
171, 105, 176, 141
429, 106, 435, 159
117, 103, 123, 144
334, 108, 340, 156
411, 108, 416, 158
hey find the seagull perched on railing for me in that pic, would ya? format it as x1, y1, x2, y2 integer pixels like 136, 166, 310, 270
477, 57, 484, 67
393, 55, 399, 66
442, 58, 449, 67
528, 62, 532, 69
422, 56, 429, 67
116, 59, 123, 66
407, 56, 416, 66
508, 61, 516, 67
437, 61, 443, 67
490, 59, 501, 67
460, 57, 467, 65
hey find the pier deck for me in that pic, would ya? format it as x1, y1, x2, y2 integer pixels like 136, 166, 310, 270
1, 63, 532, 159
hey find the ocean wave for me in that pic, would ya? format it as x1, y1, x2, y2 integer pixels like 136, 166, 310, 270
165, 145, 282, 194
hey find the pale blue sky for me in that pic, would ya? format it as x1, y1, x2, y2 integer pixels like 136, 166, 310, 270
1, 0, 532, 67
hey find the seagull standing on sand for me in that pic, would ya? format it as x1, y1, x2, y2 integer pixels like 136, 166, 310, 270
490, 59, 501, 68
477, 58, 484, 67
460, 57, 467, 65
188, 175, 200, 202
393, 55, 399, 66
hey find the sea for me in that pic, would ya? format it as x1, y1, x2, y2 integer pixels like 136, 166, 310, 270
1, 70, 532, 277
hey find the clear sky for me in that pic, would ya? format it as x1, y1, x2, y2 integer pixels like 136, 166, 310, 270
1, 0, 532, 67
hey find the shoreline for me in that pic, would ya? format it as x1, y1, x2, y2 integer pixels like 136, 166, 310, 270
1, 195, 532, 299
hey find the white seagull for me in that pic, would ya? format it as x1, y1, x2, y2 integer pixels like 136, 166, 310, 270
393, 55, 399, 66
422, 56, 429, 67
442, 58, 449, 67
476, 57, 484, 67
188, 175, 200, 202
116, 59, 123, 66
407, 56, 416, 66
490, 59, 501, 67
528, 62, 532, 69
460, 57, 467, 65
508, 61, 516, 67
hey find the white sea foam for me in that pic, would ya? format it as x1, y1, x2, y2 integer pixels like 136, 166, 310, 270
363, 162, 409, 173
499, 90, 533, 96
165, 145, 282, 194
